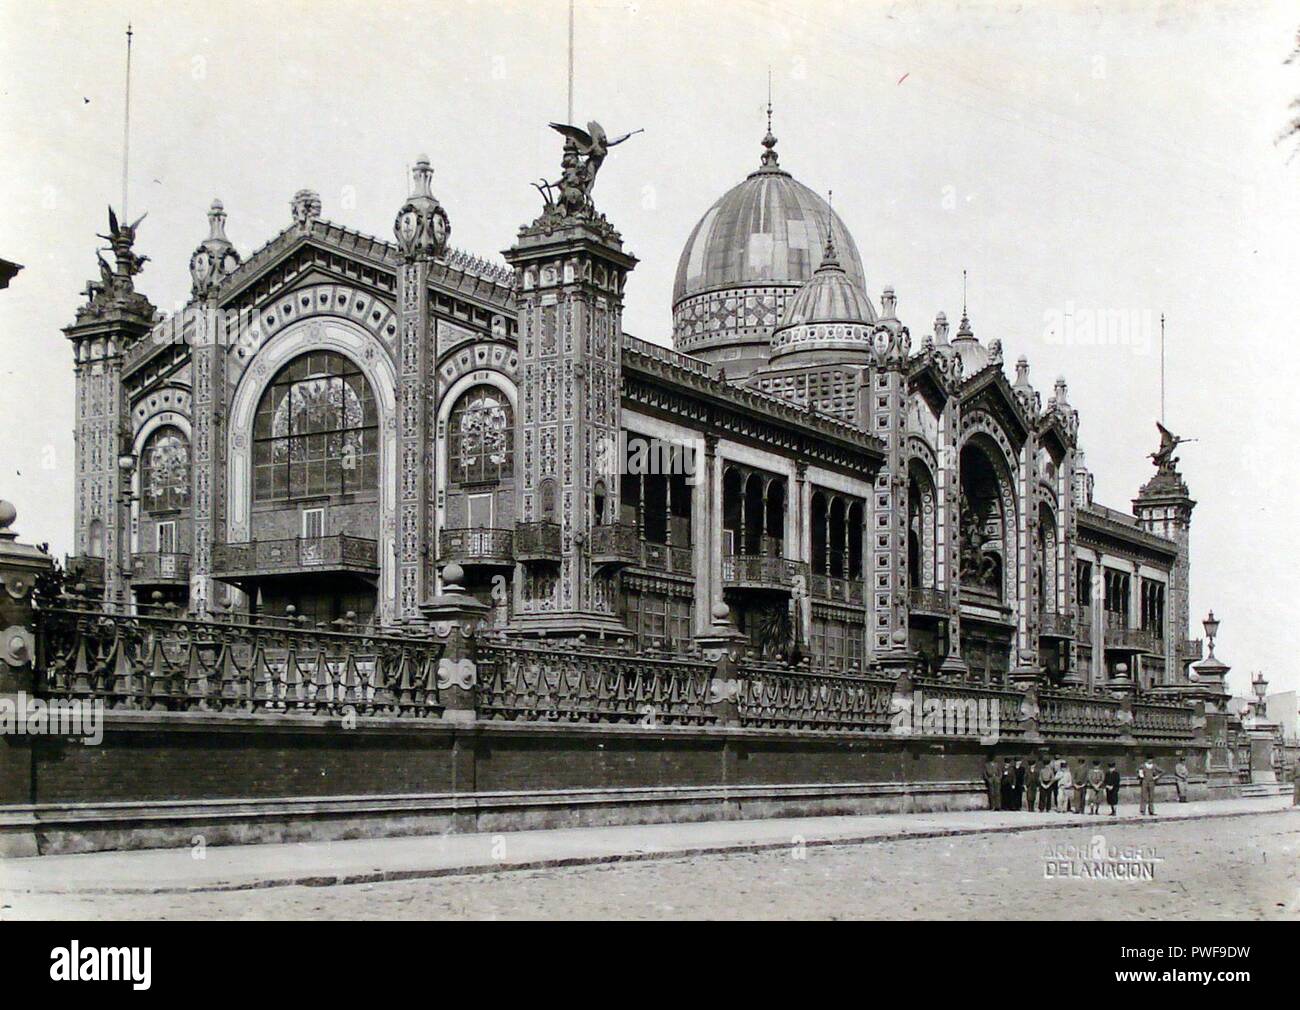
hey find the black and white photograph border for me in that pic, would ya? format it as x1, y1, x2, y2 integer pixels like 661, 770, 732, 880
0, 0, 1297, 934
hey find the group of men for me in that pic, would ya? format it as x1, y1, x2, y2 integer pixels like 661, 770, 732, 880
982, 754, 1189, 816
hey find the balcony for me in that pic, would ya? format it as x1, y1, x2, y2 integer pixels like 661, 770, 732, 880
212, 535, 379, 584
64, 554, 106, 587
132, 552, 191, 587
636, 541, 694, 576
907, 586, 949, 617
721, 555, 808, 594
1179, 638, 1203, 661
1039, 612, 1074, 639
438, 527, 514, 569
514, 521, 561, 563
1103, 625, 1161, 654
589, 522, 640, 568
811, 574, 865, 606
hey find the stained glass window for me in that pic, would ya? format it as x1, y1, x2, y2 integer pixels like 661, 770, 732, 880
447, 386, 513, 484
141, 426, 191, 512
253, 352, 378, 502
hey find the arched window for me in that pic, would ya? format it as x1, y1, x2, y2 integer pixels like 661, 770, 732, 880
140, 426, 191, 512
447, 386, 513, 484
253, 352, 378, 502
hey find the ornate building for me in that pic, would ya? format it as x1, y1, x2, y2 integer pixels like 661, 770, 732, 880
60, 121, 1203, 692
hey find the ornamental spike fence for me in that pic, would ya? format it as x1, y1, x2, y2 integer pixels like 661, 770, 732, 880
28, 602, 1197, 746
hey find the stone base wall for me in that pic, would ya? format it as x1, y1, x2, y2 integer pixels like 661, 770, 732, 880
1, 712, 1206, 855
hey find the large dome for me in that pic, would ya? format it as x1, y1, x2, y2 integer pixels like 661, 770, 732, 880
671, 129, 868, 378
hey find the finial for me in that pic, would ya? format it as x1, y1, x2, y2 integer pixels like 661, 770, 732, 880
760, 73, 779, 169
934, 311, 950, 345
962, 268, 968, 317
820, 190, 839, 264
881, 285, 897, 319
207, 199, 228, 242
1016, 355, 1030, 384
411, 154, 433, 198
0, 500, 16, 536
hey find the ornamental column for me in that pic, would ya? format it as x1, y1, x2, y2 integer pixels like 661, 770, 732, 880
505, 126, 637, 641
393, 157, 450, 622
864, 314, 912, 672
62, 208, 156, 610
188, 198, 243, 615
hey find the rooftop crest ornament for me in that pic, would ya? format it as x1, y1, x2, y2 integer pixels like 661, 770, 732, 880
394, 156, 450, 262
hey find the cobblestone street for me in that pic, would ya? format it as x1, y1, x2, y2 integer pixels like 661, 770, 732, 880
4, 811, 1296, 920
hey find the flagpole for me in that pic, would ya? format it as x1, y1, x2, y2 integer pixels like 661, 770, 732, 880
122, 23, 133, 218
1160, 312, 1166, 425
567, 0, 574, 122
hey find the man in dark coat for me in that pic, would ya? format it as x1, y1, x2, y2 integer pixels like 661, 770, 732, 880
1104, 760, 1122, 816
1000, 757, 1016, 811
1026, 757, 1040, 812
1014, 757, 1028, 811
984, 757, 1000, 810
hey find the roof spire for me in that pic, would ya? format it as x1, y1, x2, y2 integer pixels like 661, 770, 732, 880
957, 268, 973, 335
820, 189, 839, 265
760, 69, 779, 169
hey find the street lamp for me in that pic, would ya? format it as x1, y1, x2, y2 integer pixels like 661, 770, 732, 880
1202, 609, 1220, 658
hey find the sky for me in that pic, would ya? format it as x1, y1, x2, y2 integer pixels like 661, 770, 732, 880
1, 0, 1297, 699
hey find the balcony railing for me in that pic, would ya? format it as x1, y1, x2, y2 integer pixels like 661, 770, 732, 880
721, 555, 808, 593
212, 535, 379, 579
132, 552, 191, 585
65, 554, 106, 586
636, 541, 694, 576
514, 521, 561, 562
907, 586, 949, 617
589, 522, 640, 567
437, 527, 514, 567
1039, 612, 1074, 638
1179, 638, 1203, 660
1103, 625, 1162, 654
812, 574, 866, 606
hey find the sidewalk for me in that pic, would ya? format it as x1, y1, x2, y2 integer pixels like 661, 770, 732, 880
2, 796, 1294, 896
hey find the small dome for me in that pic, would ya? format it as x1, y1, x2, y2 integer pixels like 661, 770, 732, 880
777, 237, 876, 329
766, 234, 876, 367
950, 310, 989, 374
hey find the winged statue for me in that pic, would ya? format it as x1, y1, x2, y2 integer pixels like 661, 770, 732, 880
1149, 421, 1195, 470
534, 121, 642, 217
97, 206, 150, 277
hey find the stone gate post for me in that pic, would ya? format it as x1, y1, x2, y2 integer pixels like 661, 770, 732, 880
0, 501, 53, 856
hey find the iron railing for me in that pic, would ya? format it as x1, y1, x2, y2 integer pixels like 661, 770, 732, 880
636, 541, 694, 576
721, 555, 808, 592
212, 535, 379, 577
132, 552, 191, 583
812, 574, 866, 606
476, 640, 716, 724
514, 521, 562, 561
1039, 612, 1074, 638
908, 586, 949, 616
33, 605, 446, 717
437, 528, 513, 566
589, 522, 640, 565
